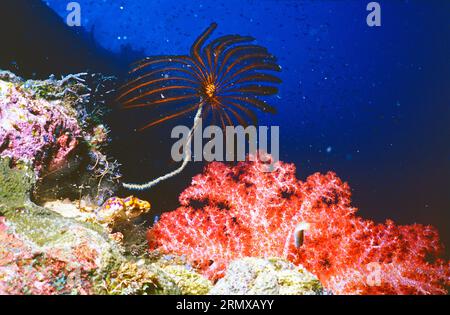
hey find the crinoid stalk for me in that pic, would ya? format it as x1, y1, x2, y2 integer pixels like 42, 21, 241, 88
117, 23, 281, 191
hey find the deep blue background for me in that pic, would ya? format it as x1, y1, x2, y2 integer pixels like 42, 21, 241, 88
6, 1, 450, 247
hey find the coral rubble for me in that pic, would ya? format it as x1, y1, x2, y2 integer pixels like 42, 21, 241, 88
148, 156, 450, 295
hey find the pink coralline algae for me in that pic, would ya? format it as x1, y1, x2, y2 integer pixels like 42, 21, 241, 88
148, 156, 450, 294
0, 78, 81, 174
0, 216, 98, 295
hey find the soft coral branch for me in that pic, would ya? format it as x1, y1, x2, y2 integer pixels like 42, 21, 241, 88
148, 156, 449, 294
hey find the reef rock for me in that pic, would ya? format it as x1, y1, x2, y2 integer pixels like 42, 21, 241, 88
97, 257, 212, 295
0, 70, 120, 206
0, 70, 212, 295
93, 196, 151, 227
0, 214, 114, 294
210, 257, 324, 295
0, 157, 211, 295
0, 157, 119, 294
0, 72, 81, 173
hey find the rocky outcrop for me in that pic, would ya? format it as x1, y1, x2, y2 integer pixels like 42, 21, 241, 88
210, 257, 325, 295
0, 157, 211, 295
0, 70, 120, 206
0, 71, 212, 295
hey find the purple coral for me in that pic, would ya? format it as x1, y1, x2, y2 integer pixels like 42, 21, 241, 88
0, 79, 81, 174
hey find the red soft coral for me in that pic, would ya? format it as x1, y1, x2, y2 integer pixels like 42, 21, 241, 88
148, 156, 449, 294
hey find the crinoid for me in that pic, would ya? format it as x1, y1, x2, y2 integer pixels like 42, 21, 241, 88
117, 23, 281, 190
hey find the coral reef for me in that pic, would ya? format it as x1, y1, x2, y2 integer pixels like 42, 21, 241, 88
0, 157, 119, 294
210, 257, 324, 295
0, 214, 211, 295
88, 196, 151, 247
44, 195, 151, 253
42, 195, 151, 228
97, 257, 212, 295
161, 264, 212, 295
0, 215, 104, 294
0, 70, 212, 295
94, 196, 151, 227
0, 157, 211, 295
0, 73, 81, 173
0, 70, 120, 207
148, 155, 450, 294
1, 69, 447, 295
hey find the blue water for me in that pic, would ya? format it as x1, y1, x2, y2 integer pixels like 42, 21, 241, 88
42, 0, 449, 244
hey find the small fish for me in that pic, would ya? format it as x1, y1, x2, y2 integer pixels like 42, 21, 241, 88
294, 222, 310, 248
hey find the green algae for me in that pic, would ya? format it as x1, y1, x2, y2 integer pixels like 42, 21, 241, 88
0, 158, 34, 212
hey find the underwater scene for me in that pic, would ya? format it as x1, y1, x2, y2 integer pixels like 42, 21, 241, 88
0, 0, 449, 298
